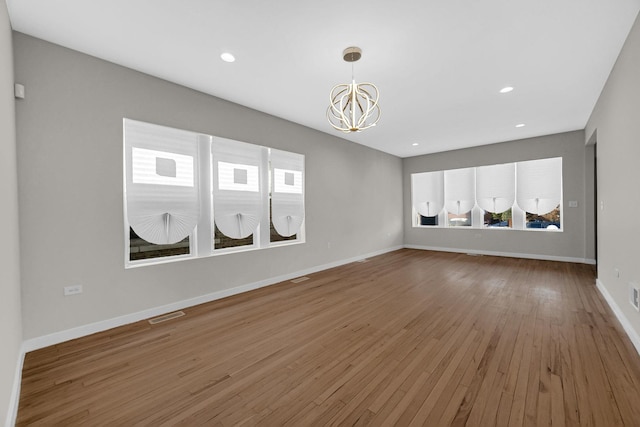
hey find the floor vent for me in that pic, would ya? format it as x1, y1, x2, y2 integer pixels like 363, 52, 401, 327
148, 311, 185, 325
291, 276, 310, 284
356, 259, 369, 263
466, 253, 483, 257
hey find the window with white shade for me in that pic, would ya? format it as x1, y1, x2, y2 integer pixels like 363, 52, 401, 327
124, 120, 200, 261
270, 149, 305, 242
516, 157, 562, 229
212, 138, 266, 250
411, 157, 562, 231
444, 168, 475, 227
411, 171, 443, 226
476, 163, 515, 228
123, 119, 305, 267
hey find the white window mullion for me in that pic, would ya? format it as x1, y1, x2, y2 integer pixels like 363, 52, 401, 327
259, 147, 270, 245
196, 134, 213, 256
512, 204, 526, 230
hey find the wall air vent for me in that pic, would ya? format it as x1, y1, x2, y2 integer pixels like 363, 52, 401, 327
148, 311, 185, 324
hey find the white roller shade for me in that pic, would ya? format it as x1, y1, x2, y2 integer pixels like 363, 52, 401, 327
516, 157, 562, 215
124, 119, 200, 245
444, 168, 475, 215
270, 149, 305, 237
212, 138, 265, 239
411, 171, 444, 217
475, 163, 515, 214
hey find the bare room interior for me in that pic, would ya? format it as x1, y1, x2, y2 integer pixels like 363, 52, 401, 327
2, 1, 640, 425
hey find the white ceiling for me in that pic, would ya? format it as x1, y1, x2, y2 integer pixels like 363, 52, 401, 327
6, 0, 640, 157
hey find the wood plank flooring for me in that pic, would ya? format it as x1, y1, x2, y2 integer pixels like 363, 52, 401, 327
16, 249, 640, 426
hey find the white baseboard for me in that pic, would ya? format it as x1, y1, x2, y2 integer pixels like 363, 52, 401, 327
22, 246, 403, 353
595, 279, 640, 356
5, 345, 25, 427
404, 244, 596, 265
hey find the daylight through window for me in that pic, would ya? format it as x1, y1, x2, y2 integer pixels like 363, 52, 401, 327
124, 119, 305, 267
411, 158, 562, 231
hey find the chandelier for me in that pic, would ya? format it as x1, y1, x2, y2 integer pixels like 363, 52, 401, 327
327, 47, 381, 132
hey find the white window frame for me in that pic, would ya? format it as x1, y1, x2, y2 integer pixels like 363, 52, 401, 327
411, 158, 563, 232
123, 119, 305, 268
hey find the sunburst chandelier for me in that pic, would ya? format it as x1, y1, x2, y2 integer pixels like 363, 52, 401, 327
327, 47, 381, 133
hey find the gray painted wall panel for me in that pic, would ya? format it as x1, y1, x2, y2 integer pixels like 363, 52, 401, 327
13, 33, 403, 340
586, 13, 640, 344
0, 3, 22, 425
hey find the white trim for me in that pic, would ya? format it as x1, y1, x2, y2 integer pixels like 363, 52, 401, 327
22, 246, 403, 353
404, 244, 596, 265
595, 279, 640, 356
5, 345, 25, 427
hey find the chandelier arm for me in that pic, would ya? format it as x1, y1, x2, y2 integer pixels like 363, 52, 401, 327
360, 100, 372, 128
339, 91, 350, 125
354, 86, 373, 128
355, 95, 366, 115
327, 106, 351, 132
350, 82, 357, 131
357, 85, 380, 107
329, 85, 350, 122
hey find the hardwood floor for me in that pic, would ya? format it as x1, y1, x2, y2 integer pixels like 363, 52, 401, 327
17, 249, 640, 426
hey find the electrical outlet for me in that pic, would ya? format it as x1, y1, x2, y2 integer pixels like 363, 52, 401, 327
614, 268, 620, 279
568, 200, 578, 208
629, 283, 640, 311
64, 285, 83, 296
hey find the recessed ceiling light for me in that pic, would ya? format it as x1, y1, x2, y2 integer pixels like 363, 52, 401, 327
412, 143, 419, 146
500, 86, 514, 93
220, 52, 235, 63
515, 123, 525, 128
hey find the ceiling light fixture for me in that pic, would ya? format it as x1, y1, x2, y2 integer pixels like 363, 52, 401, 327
515, 123, 525, 128
327, 47, 380, 132
412, 143, 419, 146
220, 52, 235, 63
500, 86, 514, 93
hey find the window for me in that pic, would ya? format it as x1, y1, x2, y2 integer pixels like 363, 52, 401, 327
212, 138, 265, 251
411, 158, 562, 231
444, 168, 475, 226
476, 163, 515, 229
418, 215, 439, 226
483, 208, 512, 228
123, 119, 305, 267
129, 228, 190, 261
448, 212, 472, 227
270, 149, 305, 243
411, 171, 443, 226
516, 157, 562, 230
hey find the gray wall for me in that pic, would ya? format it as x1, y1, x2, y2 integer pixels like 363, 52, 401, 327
586, 13, 640, 343
403, 131, 595, 263
0, 2, 22, 425
13, 33, 403, 340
